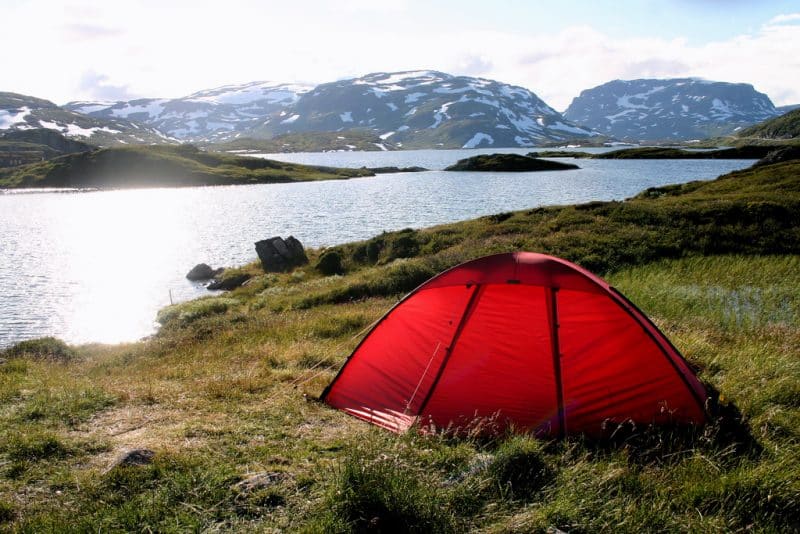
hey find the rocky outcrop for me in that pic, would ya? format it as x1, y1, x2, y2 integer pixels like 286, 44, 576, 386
255, 236, 308, 272
186, 263, 223, 281
207, 273, 251, 290
445, 153, 579, 172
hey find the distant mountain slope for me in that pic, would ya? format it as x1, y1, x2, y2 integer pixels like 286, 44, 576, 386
0, 128, 92, 167
67, 72, 596, 148
211, 130, 398, 153
776, 104, 800, 114
66, 81, 313, 143
563, 78, 779, 141
0, 92, 172, 146
269, 71, 595, 148
737, 107, 800, 139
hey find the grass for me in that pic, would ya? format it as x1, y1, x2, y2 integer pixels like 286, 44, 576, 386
0, 160, 798, 531
0, 144, 373, 189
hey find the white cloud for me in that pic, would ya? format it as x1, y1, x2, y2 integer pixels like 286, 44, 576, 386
0, 1, 797, 110
768, 13, 800, 24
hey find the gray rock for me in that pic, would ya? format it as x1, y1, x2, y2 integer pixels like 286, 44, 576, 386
232, 471, 286, 493
255, 236, 308, 273
106, 448, 155, 472
186, 263, 223, 281
207, 273, 251, 291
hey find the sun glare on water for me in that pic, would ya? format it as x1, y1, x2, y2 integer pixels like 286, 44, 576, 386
50, 189, 193, 344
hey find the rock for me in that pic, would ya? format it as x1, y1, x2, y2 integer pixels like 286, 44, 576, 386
105, 448, 155, 472
207, 273, 251, 291
0, 358, 7, 366
444, 153, 579, 172
186, 263, 223, 281
255, 236, 309, 273
232, 471, 287, 493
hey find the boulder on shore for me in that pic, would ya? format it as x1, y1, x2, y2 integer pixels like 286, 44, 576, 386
255, 236, 308, 273
186, 263, 224, 281
207, 273, 251, 291
444, 153, 579, 172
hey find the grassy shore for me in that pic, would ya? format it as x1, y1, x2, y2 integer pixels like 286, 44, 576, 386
0, 145, 372, 189
1, 160, 799, 531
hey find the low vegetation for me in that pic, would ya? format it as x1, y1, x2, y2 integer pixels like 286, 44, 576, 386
0, 160, 798, 531
737, 107, 800, 140
0, 144, 373, 189
536, 145, 792, 160
444, 153, 579, 171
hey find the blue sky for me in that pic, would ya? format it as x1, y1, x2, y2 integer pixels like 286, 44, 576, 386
1, 0, 798, 109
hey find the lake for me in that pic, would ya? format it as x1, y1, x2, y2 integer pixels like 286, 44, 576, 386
0, 148, 755, 347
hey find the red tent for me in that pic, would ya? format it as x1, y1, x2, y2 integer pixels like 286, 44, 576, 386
322, 252, 707, 437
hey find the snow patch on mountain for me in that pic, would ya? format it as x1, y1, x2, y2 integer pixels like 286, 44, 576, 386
463, 132, 494, 148
0, 107, 32, 128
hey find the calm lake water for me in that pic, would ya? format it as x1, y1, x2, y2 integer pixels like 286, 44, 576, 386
0, 148, 755, 347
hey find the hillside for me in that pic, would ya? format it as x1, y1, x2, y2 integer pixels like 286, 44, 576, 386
0, 129, 92, 167
564, 78, 778, 141
69, 71, 596, 148
737, 107, 800, 140
0, 145, 372, 189
0, 92, 172, 146
209, 130, 399, 153
0, 159, 798, 530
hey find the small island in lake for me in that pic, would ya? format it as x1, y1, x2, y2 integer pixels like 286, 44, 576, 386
444, 153, 580, 172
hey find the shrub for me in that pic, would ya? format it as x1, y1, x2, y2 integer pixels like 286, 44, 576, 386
4, 430, 71, 462
316, 250, 344, 275
2, 337, 76, 363
156, 297, 239, 327
322, 446, 458, 533
488, 436, 554, 499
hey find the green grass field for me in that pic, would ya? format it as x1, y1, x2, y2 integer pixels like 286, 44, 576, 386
1, 160, 798, 532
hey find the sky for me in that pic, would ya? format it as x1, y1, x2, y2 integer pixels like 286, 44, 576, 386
1, 0, 799, 110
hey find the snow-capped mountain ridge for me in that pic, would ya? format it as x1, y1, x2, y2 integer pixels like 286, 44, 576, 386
65, 81, 313, 143
275, 71, 594, 148
564, 78, 779, 141
0, 92, 171, 145
66, 72, 595, 147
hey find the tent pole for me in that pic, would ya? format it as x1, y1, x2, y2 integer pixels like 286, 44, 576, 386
415, 284, 483, 418
547, 286, 566, 438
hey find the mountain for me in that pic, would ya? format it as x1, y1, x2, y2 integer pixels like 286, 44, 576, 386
68, 72, 596, 148
66, 81, 312, 143
259, 71, 595, 148
0, 92, 172, 146
736, 107, 800, 140
563, 78, 779, 142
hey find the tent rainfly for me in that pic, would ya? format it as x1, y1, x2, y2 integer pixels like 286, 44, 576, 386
321, 252, 707, 437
